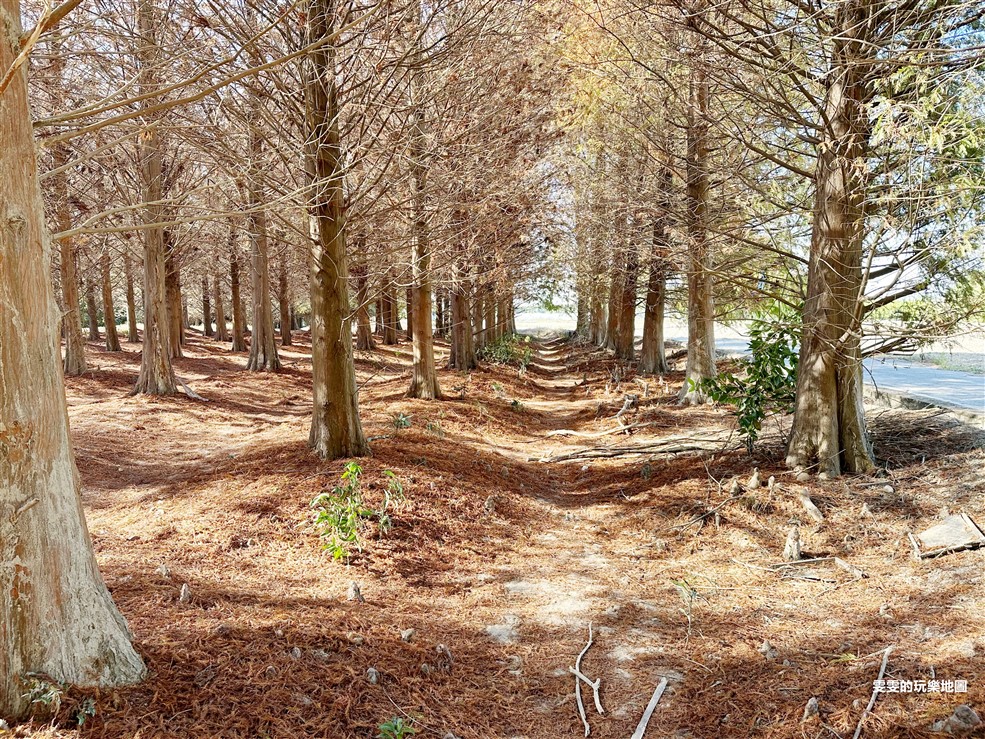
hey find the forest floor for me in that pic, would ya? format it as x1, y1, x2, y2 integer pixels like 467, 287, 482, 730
22, 333, 985, 738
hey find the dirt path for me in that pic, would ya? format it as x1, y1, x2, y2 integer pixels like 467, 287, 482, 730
52, 334, 985, 738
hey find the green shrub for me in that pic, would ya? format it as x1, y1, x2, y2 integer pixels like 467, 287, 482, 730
310, 463, 404, 561
694, 303, 800, 451
478, 334, 532, 369
377, 717, 417, 739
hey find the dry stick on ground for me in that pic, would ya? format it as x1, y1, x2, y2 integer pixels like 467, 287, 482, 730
630, 677, 669, 739
572, 623, 595, 736
662, 494, 745, 533
545, 421, 659, 438
176, 376, 207, 401
534, 430, 738, 463
852, 646, 893, 739
568, 666, 604, 715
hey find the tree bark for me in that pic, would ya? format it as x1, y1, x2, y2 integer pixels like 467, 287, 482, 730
787, 4, 875, 476
679, 61, 716, 404
640, 166, 672, 375
124, 251, 140, 342
277, 256, 292, 347
604, 267, 620, 351
163, 231, 183, 358
133, 0, 177, 395
406, 0, 441, 400
353, 253, 375, 351
100, 249, 122, 351
245, 153, 280, 371
382, 277, 398, 345
201, 274, 213, 337
472, 284, 484, 350
305, 0, 369, 458
615, 239, 638, 362
229, 232, 247, 352
405, 286, 414, 341
85, 274, 100, 342
450, 253, 476, 370
0, 3, 146, 717
51, 146, 87, 375
213, 273, 228, 342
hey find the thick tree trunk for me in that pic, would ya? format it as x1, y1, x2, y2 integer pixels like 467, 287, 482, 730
100, 249, 122, 351
124, 251, 139, 342
163, 232, 183, 359
787, 9, 875, 476
305, 0, 369, 459
133, 0, 177, 395
679, 62, 716, 404
604, 268, 620, 351
245, 164, 280, 371
382, 278, 398, 345
405, 286, 414, 341
450, 256, 476, 370
640, 170, 671, 375
354, 257, 375, 351
277, 257, 292, 347
374, 298, 383, 336
435, 290, 445, 338
229, 239, 247, 352
85, 276, 100, 341
472, 286, 484, 350
615, 242, 638, 362
51, 146, 87, 375
406, 1, 441, 400
201, 274, 213, 337
213, 274, 229, 342
0, 12, 146, 710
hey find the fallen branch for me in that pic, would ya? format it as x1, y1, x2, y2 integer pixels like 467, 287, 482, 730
534, 430, 737, 463
630, 677, 669, 739
568, 666, 604, 715
176, 376, 207, 402
852, 646, 893, 739
662, 494, 745, 533
796, 491, 824, 523
545, 421, 658, 439
572, 623, 593, 736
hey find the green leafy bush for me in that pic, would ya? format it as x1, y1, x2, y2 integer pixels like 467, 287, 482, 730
310, 463, 404, 561
695, 304, 800, 451
478, 334, 533, 369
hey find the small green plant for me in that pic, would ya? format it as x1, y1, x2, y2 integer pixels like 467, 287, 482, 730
694, 303, 800, 452
377, 716, 417, 739
76, 697, 97, 726
23, 675, 63, 718
510, 398, 524, 413
310, 463, 404, 561
425, 420, 445, 437
478, 334, 532, 369
391, 412, 412, 431
491, 381, 505, 398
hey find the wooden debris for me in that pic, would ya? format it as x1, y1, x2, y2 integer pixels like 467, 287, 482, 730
908, 513, 985, 559
747, 468, 760, 490
572, 623, 595, 736
534, 430, 737, 463
796, 490, 824, 523
630, 677, 669, 739
852, 646, 892, 739
782, 525, 801, 561
568, 666, 604, 715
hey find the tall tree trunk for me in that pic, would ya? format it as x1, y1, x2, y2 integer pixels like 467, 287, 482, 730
640, 167, 672, 375
615, 241, 638, 361
450, 254, 476, 370
51, 144, 87, 375
213, 273, 229, 342
0, 9, 146, 711
435, 290, 445, 338
374, 298, 384, 336
472, 285, 484, 350
354, 254, 375, 351
305, 0, 369, 458
201, 274, 213, 337
382, 277, 398, 345
133, 0, 177, 394
277, 257, 292, 347
405, 286, 414, 341
124, 251, 140, 343
85, 275, 100, 341
604, 268, 620, 351
101, 249, 122, 351
245, 149, 280, 371
406, 0, 441, 399
483, 288, 496, 345
787, 7, 875, 476
229, 235, 247, 352
679, 61, 716, 404
163, 231, 183, 359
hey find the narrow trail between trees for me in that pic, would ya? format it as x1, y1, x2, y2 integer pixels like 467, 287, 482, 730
58, 334, 985, 738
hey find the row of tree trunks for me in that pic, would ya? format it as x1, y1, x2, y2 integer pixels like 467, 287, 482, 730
229, 234, 247, 352
101, 250, 122, 351
277, 258, 292, 347
213, 273, 229, 342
